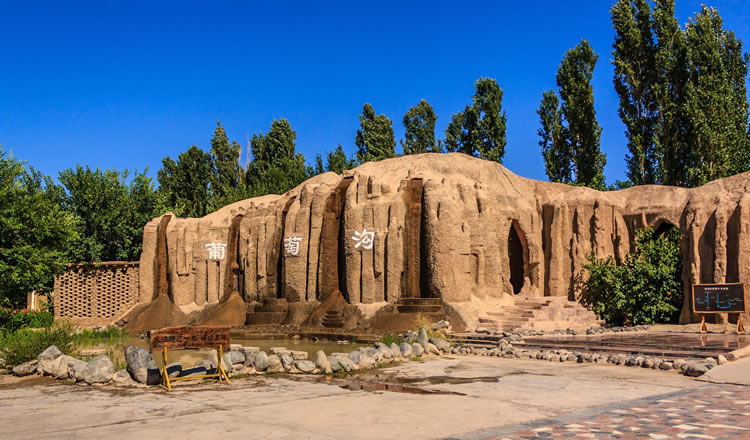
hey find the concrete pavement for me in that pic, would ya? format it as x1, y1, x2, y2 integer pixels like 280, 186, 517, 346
0, 356, 720, 440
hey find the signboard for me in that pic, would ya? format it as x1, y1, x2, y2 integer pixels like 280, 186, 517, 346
149, 325, 230, 351
692, 283, 747, 313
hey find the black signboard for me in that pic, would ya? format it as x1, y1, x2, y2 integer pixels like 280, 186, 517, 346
692, 283, 746, 313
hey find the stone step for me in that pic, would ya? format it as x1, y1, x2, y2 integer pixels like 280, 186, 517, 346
397, 298, 442, 306
397, 305, 443, 314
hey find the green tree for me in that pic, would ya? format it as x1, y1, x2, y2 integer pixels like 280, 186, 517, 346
0, 147, 76, 306
355, 103, 397, 163
652, 0, 689, 186
557, 40, 606, 189
683, 6, 750, 187
157, 145, 213, 218
584, 227, 682, 326
444, 78, 507, 163
537, 90, 573, 183
611, 0, 659, 185
312, 145, 357, 176
209, 121, 244, 207
245, 119, 310, 196
401, 99, 440, 154
59, 166, 157, 262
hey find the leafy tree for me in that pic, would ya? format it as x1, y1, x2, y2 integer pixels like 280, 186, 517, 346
444, 78, 507, 162
59, 166, 158, 262
355, 103, 397, 163
0, 147, 76, 306
246, 119, 310, 196
157, 145, 213, 218
401, 99, 440, 154
584, 227, 682, 326
209, 121, 244, 207
611, 0, 659, 185
327, 144, 357, 174
537, 90, 573, 183
557, 40, 606, 189
683, 6, 750, 187
313, 144, 357, 176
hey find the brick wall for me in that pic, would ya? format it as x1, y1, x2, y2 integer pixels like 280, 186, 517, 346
54, 262, 140, 326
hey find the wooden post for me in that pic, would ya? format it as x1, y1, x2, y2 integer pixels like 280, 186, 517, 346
162, 347, 172, 391
738, 314, 745, 334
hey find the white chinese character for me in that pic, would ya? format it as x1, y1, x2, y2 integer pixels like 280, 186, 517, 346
284, 236, 302, 256
352, 228, 375, 250
205, 242, 227, 260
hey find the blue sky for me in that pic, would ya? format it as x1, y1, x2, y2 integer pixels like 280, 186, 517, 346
1, 1, 749, 184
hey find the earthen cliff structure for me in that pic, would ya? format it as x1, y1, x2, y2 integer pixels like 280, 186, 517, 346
127, 153, 750, 331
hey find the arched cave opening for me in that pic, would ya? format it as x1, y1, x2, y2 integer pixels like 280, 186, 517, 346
508, 222, 526, 295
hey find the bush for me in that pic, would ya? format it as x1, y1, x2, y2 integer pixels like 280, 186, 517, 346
583, 227, 683, 326
73, 327, 127, 346
379, 333, 404, 346
0, 322, 78, 368
0, 308, 54, 331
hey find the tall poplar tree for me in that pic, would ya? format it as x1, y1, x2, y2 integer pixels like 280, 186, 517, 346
401, 99, 440, 154
537, 90, 573, 183
557, 40, 606, 189
209, 121, 243, 206
445, 78, 507, 163
157, 146, 213, 218
355, 103, 397, 163
652, 0, 688, 186
612, 0, 658, 185
683, 6, 750, 187
245, 119, 310, 196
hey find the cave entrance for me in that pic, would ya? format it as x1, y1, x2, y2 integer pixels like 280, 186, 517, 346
508, 221, 526, 295
654, 221, 676, 238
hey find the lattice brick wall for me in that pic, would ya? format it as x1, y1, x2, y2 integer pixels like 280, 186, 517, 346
54, 262, 140, 325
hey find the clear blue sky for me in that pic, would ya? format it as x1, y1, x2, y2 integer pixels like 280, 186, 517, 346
1, 1, 749, 185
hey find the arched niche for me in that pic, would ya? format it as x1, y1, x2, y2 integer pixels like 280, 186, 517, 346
507, 220, 529, 295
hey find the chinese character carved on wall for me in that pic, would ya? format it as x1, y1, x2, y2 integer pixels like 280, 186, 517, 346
205, 242, 227, 260
352, 228, 375, 250
284, 236, 302, 256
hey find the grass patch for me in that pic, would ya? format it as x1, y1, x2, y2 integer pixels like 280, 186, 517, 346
409, 356, 423, 362
0, 322, 78, 369
379, 333, 405, 346
74, 327, 128, 346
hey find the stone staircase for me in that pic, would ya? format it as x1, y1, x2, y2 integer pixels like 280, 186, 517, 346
397, 297, 443, 314
246, 298, 288, 325
321, 310, 344, 328
478, 297, 600, 331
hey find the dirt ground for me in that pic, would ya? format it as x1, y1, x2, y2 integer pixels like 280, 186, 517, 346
0, 355, 711, 440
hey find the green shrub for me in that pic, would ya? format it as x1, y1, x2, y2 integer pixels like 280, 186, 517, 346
0, 308, 54, 331
583, 227, 683, 326
379, 333, 404, 346
0, 322, 78, 368
73, 327, 127, 346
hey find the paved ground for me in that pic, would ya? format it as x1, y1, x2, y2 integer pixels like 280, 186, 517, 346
0, 356, 747, 439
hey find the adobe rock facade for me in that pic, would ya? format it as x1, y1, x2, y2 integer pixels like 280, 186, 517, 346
137, 153, 750, 326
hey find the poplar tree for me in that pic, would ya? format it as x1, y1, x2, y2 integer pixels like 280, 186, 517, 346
557, 40, 606, 189
355, 103, 397, 163
401, 99, 440, 154
445, 77, 507, 163
652, 0, 688, 186
209, 121, 243, 206
683, 6, 750, 187
157, 146, 213, 218
612, 0, 658, 185
245, 119, 310, 196
537, 90, 573, 183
